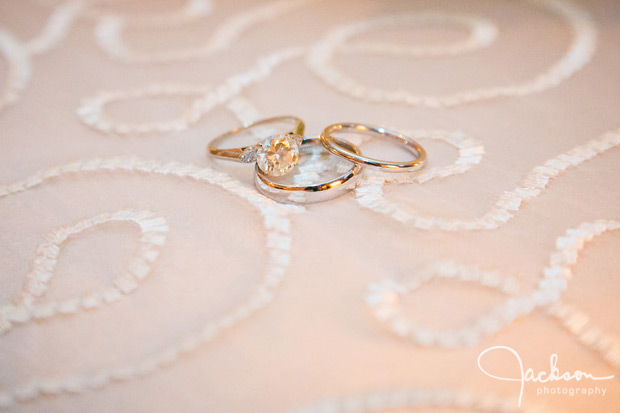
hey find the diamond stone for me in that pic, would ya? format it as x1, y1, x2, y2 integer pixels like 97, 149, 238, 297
256, 134, 302, 176
239, 147, 258, 163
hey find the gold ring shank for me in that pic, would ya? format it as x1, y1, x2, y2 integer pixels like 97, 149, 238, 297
208, 116, 305, 163
319, 123, 426, 171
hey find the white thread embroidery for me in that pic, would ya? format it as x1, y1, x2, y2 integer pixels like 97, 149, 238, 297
78, 0, 599, 136
341, 14, 497, 58
0, 157, 296, 407
94, 0, 315, 62
356, 128, 620, 230
360, 129, 485, 185
0, 210, 168, 336
226, 96, 263, 126
0, 1, 82, 112
365, 220, 620, 369
77, 83, 213, 134
0, 0, 614, 410
77, 46, 303, 134
547, 301, 620, 369
0, 28, 32, 112
307, 0, 597, 108
85, 0, 212, 24
26, 0, 83, 55
288, 388, 529, 413
366, 261, 519, 348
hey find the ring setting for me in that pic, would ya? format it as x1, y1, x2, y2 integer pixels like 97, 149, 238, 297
207, 116, 428, 203
253, 133, 303, 176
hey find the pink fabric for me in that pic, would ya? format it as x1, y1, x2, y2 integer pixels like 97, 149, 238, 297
0, 0, 619, 411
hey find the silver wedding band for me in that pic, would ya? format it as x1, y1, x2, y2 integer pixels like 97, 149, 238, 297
254, 136, 362, 204
320, 123, 426, 171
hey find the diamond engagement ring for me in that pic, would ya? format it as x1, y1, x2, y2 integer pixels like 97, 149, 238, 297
208, 116, 306, 176
208, 117, 363, 203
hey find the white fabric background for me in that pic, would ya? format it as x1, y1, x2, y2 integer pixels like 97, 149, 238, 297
0, 0, 619, 411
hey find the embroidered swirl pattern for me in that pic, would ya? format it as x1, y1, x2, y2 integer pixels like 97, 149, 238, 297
0, 0, 617, 411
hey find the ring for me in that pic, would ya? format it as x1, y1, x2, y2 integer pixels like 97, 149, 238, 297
320, 123, 426, 171
254, 136, 363, 204
208, 116, 306, 176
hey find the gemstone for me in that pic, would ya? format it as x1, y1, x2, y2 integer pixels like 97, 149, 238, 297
239, 147, 258, 163
256, 134, 302, 176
